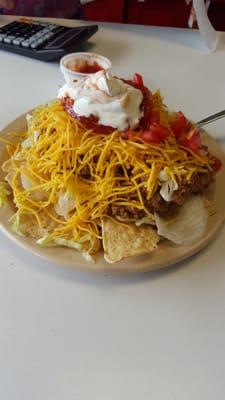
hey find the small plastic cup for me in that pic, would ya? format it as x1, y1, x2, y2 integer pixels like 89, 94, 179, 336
60, 52, 112, 83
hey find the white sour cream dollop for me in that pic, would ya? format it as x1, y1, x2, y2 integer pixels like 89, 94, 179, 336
57, 70, 143, 131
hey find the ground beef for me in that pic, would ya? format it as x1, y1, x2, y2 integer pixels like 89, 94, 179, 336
110, 204, 146, 221
149, 193, 178, 216
108, 171, 214, 220
189, 171, 213, 193
79, 165, 91, 178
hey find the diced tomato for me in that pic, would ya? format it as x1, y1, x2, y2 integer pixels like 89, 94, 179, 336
126, 73, 155, 131
149, 108, 160, 126
211, 156, 222, 172
140, 123, 169, 144
122, 129, 137, 140
170, 111, 188, 138
121, 78, 135, 88
141, 88, 153, 129
179, 128, 201, 151
133, 73, 145, 91
131, 73, 152, 130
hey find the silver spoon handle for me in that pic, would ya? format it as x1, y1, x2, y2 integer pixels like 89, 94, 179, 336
196, 109, 225, 128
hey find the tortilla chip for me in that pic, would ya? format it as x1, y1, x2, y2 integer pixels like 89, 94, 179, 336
101, 217, 159, 263
11, 208, 59, 239
154, 195, 208, 246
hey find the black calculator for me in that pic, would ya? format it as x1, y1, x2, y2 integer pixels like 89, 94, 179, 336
0, 19, 98, 61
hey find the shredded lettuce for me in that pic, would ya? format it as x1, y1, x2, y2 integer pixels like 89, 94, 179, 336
21, 137, 32, 149
37, 235, 82, 251
135, 215, 155, 226
82, 251, 95, 264
20, 174, 46, 201
10, 212, 24, 236
0, 182, 11, 207
37, 235, 95, 263
26, 113, 33, 128
33, 130, 39, 142
20, 174, 32, 190
54, 187, 76, 220
21, 130, 39, 149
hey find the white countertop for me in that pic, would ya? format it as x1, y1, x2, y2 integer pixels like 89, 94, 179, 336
0, 16, 225, 400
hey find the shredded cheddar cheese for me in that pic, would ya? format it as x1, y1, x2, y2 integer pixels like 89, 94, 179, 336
2, 100, 211, 254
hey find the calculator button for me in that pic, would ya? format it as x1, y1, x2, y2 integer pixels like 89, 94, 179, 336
41, 33, 54, 41
3, 36, 16, 44
28, 32, 42, 40
21, 34, 30, 40
41, 27, 51, 34
30, 42, 38, 49
12, 37, 25, 45
36, 31, 47, 37
30, 39, 44, 49
0, 34, 7, 42
21, 39, 33, 47
48, 24, 58, 31
29, 33, 54, 49
27, 29, 38, 36
36, 38, 46, 45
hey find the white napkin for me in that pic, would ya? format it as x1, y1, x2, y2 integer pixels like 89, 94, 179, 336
192, 0, 219, 52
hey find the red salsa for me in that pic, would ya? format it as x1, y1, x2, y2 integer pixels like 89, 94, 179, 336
68, 60, 103, 74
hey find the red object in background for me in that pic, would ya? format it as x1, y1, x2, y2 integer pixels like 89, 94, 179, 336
82, 0, 192, 27
0, 0, 81, 18
82, 0, 125, 23
208, 1, 225, 31
82, 0, 225, 31
126, 0, 191, 27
